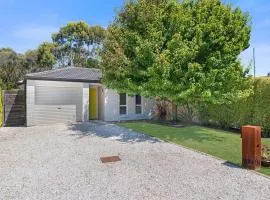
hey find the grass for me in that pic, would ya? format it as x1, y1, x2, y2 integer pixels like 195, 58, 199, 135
120, 122, 270, 176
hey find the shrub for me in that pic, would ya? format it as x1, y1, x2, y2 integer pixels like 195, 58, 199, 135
252, 78, 270, 130
153, 99, 171, 121
196, 77, 270, 132
262, 145, 270, 161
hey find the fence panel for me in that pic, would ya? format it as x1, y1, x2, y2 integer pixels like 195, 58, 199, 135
3, 90, 26, 126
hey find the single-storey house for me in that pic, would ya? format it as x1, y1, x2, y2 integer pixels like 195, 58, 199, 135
25, 67, 155, 126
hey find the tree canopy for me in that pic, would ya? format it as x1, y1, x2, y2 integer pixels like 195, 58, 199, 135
52, 21, 106, 68
101, 0, 252, 104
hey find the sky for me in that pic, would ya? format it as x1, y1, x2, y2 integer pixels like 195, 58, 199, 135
0, 0, 269, 76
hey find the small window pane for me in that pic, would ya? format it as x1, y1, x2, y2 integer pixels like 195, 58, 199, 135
120, 106, 127, 115
135, 95, 141, 105
136, 105, 142, 114
120, 93, 126, 105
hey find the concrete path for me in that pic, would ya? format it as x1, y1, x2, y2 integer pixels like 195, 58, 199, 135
0, 122, 269, 200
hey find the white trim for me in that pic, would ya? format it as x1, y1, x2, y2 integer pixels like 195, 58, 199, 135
89, 83, 103, 87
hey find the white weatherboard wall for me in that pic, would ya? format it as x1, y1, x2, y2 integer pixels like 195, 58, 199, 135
27, 80, 84, 126
104, 89, 154, 121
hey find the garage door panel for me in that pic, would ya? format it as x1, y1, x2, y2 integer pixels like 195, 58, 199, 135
32, 105, 76, 125
31, 85, 82, 125
35, 86, 81, 105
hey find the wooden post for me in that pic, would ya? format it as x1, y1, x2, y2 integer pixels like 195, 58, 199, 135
242, 125, 261, 170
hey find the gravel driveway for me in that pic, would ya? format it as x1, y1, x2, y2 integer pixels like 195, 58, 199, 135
0, 121, 270, 200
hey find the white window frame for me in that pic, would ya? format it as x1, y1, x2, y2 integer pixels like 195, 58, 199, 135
119, 93, 127, 115
135, 95, 142, 114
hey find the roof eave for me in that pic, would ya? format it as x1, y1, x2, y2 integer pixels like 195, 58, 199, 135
24, 76, 101, 84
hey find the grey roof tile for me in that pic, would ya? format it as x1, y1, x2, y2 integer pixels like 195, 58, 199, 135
25, 67, 102, 83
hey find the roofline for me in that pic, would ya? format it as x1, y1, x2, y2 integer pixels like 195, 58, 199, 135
24, 76, 101, 83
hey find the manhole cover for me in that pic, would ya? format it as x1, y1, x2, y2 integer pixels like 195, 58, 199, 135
100, 156, 121, 163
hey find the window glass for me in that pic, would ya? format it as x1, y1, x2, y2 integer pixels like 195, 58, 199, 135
135, 95, 141, 105
135, 95, 142, 114
119, 93, 127, 115
120, 93, 126, 105
136, 106, 142, 114
120, 106, 127, 115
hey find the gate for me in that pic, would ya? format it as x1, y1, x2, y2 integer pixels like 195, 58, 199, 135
2, 90, 26, 126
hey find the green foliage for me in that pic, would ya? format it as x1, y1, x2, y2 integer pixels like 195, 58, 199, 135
101, 0, 252, 103
0, 48, 26, 90
35, 42, 56, 71
0, 46, 56, 90
262, 145, 270, 160
197, 77, 270, 130
253, 78, 270, 130
24, 46, 55, 73
52, 21, 106, 68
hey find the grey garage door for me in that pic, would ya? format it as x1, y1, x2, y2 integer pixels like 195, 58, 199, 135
32, 85, 82, 125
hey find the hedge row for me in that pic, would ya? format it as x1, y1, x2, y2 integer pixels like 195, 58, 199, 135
0, 90, 2, 127
197, 77, 270, 135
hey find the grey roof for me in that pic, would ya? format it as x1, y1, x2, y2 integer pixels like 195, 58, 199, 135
25, 67, 102, 83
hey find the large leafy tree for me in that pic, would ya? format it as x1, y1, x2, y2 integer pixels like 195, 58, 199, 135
52, 21, 106, 68
101, 0, 252, 104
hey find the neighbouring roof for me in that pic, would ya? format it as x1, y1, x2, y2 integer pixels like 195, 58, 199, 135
25, 67, 102, 83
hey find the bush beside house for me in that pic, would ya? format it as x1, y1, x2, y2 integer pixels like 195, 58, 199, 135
253, 78, 270, 130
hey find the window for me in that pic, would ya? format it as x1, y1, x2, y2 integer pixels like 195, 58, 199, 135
119, 93, 127, 115
135, 95, 142, 114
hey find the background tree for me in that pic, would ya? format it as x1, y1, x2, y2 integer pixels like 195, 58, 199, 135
24, 49, 38, 71
24, 43, 56, 73
52, 21, 106, 68
101, 0, 252, 105
36, 42, 56, 71
267, 72, 270, 77
0, 48, 26, 89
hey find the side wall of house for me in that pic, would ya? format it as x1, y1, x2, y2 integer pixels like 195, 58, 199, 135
103, 89, 155, 122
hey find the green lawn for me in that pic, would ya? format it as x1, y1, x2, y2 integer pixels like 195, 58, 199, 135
120, 122, 270, 176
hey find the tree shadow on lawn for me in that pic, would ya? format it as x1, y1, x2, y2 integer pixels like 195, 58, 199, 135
68, 121, 160, 144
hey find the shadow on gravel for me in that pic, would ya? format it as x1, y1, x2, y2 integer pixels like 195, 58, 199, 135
68, 121, 160, 144
222, 161, 242, 169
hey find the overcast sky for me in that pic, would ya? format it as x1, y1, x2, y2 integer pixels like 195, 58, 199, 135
0, 0, 269, 76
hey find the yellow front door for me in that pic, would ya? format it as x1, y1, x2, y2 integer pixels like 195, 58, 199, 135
89, 87, 98, 120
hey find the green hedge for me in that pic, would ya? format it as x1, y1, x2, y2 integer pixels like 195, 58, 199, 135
0, 90, 2, 127
253, 78, 270, 130
197, 77, 270, 134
